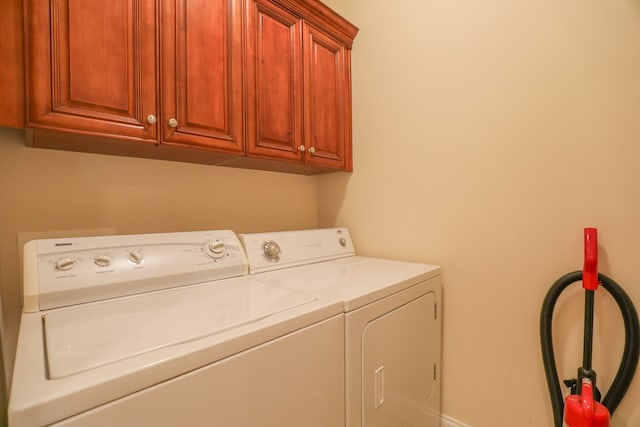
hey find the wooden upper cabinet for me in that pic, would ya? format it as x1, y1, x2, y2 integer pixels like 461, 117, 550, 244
25, 0, 158, 143
245, 0, 357, 173
25, 0, 244, 162
23, 0, 357, 173
161, 0, 244, 153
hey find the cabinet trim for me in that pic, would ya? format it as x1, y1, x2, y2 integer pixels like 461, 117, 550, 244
271, 0, 357, 47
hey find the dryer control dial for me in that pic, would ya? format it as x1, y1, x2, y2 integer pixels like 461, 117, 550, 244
263, 240, 281, 262
205, 241, 226, 259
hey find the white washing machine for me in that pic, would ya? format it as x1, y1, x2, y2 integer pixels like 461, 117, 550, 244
239, 228, 442, 427
8, 230, 346, 427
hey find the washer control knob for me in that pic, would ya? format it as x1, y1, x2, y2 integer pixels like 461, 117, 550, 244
205, 241, 226, 259
263, 240, 281, 262
128, 250, 144, 265
94, 254, 112, 267
339, 237, 347, 247
55, 257, 75, 271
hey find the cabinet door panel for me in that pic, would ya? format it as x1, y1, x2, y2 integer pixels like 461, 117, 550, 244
26, 0, 157, 142
66, 3, 129, 112
246, 0, 303, 161
0, 0, 25, 128
303, 24, 352, 171
161, 0, 243, 153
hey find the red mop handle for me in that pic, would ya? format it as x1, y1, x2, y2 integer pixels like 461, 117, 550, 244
583, 228, 598, 291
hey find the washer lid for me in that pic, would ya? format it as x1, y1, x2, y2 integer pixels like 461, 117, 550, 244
43, 278, 316, 379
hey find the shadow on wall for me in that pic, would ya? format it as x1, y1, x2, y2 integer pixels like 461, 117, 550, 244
0, 291, 7, 427
318, 172, 350, 228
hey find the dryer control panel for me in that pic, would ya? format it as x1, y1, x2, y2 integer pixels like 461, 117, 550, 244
23, 230, 248, 312
240, 228, 355, 274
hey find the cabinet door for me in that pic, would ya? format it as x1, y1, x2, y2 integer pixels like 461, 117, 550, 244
245, 0, 303, 162
303, 23, 352, 171
25, 0, 158, 142
161, 0, 244, 154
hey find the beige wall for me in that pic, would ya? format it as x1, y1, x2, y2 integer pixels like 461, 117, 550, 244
319, 0, 640, 426
4, 1, 640, 425
0, 127, 319, 398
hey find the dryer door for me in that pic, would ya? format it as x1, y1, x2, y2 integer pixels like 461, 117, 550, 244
362, 292, 438, 427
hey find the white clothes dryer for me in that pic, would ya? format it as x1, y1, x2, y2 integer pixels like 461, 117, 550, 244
239, 228, 442, 427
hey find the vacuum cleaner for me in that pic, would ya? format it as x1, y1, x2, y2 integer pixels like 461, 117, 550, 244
540, 228, 640, 427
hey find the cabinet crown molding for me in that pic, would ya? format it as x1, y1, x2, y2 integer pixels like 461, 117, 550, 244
272, 0, 358, 46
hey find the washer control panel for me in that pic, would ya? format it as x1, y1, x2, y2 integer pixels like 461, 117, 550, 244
239, 228, 355, 274
23, 230, 248, 312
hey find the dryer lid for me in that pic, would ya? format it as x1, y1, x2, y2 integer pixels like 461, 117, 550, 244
43, 278, 316, 378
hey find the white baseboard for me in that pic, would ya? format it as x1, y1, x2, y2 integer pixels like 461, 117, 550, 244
441, 414, 472, 427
